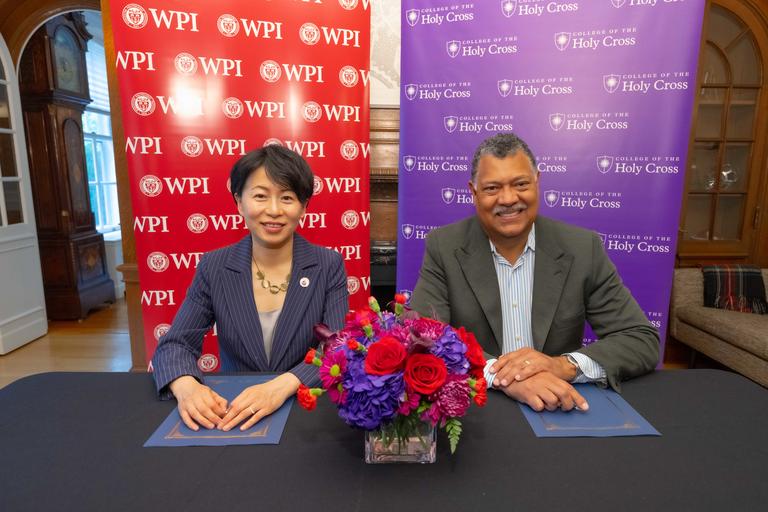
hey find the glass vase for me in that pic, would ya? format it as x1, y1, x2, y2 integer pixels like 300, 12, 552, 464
364, 420, 436, 464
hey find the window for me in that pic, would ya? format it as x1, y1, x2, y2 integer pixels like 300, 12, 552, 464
82, 37, 118, 232
0, 57, 24, 227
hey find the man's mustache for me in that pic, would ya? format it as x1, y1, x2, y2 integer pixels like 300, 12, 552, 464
493, 203, 527, 215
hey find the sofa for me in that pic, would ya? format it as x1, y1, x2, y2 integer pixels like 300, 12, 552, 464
669, 268, 768, 387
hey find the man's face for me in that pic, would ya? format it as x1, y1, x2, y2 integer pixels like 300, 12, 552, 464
469, 151, 539, 245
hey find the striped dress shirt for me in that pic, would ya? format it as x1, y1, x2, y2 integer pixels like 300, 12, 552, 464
483, 225, 606, 387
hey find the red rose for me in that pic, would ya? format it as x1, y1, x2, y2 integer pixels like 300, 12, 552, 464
296, 384, 318, 411
304, 349, 317, 365
365, 336, 407, 375
394, 293, 407, 305
404, 353, 448, 395
458, 327, 486, 372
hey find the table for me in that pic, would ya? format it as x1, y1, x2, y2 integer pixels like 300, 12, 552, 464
1, 370, 766, 511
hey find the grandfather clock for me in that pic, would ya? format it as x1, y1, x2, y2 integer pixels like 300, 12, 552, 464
19, 13, 114, 320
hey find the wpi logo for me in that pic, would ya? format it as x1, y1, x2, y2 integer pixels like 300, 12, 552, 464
598, 233, 608, 245
198, 354, 219, 372
498, 79, 512, 97
222, 97, 244, 119
447, 40, 461, 58
153, 323, 171, 341
347, 276, 360, 295
180, 136, 203, 157
442, 188, 456, 204
187, 213, 209, 233
339, 0, 358, 10
403, 155, 416, 172
611, 0, 626, 7
217, 14, 240, 37
313, 176, 323, 195
130, 92, 155, 116
544, 190, 560, 207
401, 224, 415, 239
122, 3, 148, 29
501, 0, 517, 17
603, 74, 621, 93
139, 175, 163, 197
597, 155, 614, 173
302, 101, 322, 122
549, 113, 565, 131
444, 116, 458, 133
339, 66, 359, 87
404, 84, 418, 100
174, 52, 197, 75
259, 60, 282, 82
263, 138, 282, 146
299, 23, 320, 45
147, 251, 170, 272
554, 32, 571, 51
406, 9, 420, 27
340, 140, 359, 160
341, 210, 360, 230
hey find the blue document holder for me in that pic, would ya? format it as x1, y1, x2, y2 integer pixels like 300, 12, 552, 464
519, 383, 661, 437
145, 375, 294, 447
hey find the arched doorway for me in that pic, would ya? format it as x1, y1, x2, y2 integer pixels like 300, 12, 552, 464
0, 33, 47, 353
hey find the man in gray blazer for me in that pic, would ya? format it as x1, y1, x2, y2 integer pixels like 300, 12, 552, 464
411, 133, 659, 412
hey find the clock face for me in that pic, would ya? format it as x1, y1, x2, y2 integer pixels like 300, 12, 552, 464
53, 28, 82, 93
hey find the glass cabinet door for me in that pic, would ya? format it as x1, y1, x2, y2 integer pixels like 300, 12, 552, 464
679, 1, 767, 262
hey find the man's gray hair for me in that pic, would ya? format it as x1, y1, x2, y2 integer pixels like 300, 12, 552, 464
471, 133, 537, 182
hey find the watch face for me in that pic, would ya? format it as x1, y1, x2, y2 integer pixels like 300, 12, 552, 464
53, 27, 82, 92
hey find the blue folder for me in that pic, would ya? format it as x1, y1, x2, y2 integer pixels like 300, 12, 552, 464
518, 383, 660, 437
144, 375, 294, 447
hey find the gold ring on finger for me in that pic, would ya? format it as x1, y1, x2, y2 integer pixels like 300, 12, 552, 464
249, 406, 256, 415
524, 359, 531, 365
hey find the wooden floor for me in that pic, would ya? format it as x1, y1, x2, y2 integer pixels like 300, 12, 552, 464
0, 299, 132, 390
0, 296, 704, 391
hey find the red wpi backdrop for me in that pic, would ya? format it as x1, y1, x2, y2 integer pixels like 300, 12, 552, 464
107, 0, 371, 371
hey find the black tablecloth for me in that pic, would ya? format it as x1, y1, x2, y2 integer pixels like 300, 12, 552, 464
1, 369, 766, 512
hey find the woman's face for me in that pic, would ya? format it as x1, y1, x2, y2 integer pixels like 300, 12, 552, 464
236, 167, 305, 250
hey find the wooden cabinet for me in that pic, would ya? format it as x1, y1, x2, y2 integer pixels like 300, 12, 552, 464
19, 13, 114, 319
678, 0, 768, 267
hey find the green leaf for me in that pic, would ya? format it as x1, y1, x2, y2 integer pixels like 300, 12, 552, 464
445, 418, 462, 454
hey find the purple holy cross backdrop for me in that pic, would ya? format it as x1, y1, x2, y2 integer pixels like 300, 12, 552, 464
396, 0, 706, 356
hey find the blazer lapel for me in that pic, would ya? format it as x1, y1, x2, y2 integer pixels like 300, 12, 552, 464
455, 218, 503, 352
222, 236, 269, 369
531, 219, 573, 351
269, 234, 319, 370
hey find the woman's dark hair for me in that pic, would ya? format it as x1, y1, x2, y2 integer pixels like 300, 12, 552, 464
229, 144, 314, 204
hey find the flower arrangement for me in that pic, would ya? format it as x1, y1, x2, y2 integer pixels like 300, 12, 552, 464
296, 295, 487, 454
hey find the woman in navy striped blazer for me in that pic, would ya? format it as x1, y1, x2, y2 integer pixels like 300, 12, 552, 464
152, 145, 348, 432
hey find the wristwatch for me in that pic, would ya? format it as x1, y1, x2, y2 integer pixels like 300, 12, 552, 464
564, 354, 582, 377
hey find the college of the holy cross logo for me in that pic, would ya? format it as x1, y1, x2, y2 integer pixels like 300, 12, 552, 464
549, 113, 565, 131
444, 116, 458, 133
403, 155, 416, 172
501, 0, 517, 17
442, 188, 456, 204
554, 32, 571, 51
446, 40, 461, 58
544, 190, 560, 207
498, 79, 512, 97
404, 84, 418, 100
597, 156, 614, 174
603, 74, 621, 93
401, 224, 415, 239
406, 9, 420, 27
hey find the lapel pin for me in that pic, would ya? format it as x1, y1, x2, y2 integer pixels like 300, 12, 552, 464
300, 277, 310, 288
